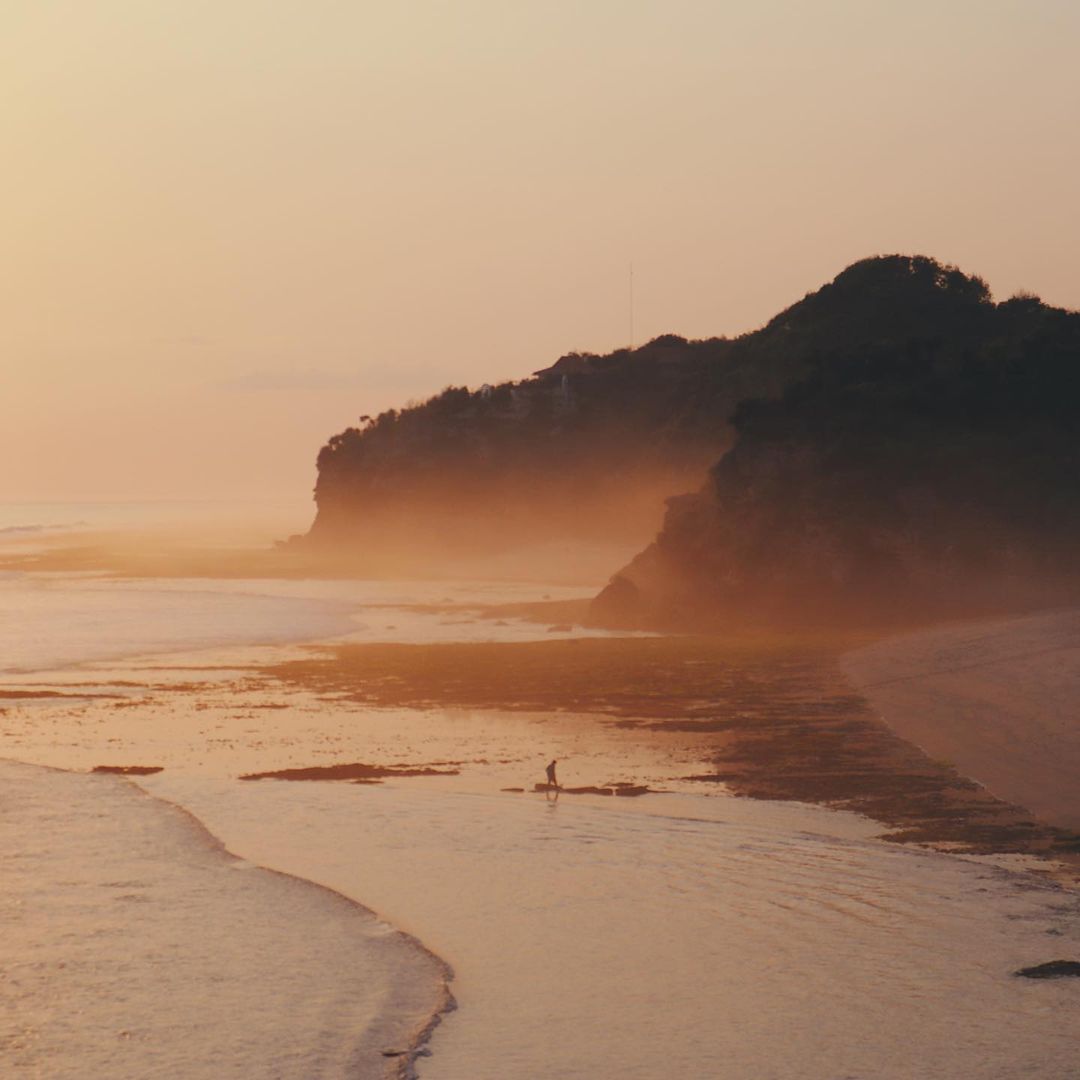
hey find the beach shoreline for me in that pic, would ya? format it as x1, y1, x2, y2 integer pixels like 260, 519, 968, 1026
0, 757, 451, 1080
136, 769, 458, 1080
5, 579, 1080, 1077
251, 633, 1080, 863
843, 608, 1080, 837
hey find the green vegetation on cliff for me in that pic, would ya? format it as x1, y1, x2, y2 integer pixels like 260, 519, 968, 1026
303, 315, 815, 568
592, 256, 1080, 628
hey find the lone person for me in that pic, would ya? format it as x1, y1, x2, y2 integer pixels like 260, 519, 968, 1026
545, 759, 559, 790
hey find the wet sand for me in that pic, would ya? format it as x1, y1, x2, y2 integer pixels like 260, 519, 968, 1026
844, 609, 1080, 835
6, 580, 1080, 1077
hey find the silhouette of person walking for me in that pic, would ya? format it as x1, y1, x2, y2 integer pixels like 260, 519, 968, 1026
545, 759, 558, 790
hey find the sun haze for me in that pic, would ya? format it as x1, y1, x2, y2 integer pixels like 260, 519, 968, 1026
4, 0, 1078, 502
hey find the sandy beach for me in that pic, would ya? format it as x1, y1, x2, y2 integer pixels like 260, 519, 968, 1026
3, 573, 1080, 1077
844, 609, 1080, 835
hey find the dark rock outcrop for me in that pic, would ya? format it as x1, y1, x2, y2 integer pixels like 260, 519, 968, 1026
591, 256, 1080, 629
297, 326, 817, 568
239, 762, 459, 781
1014, 961, 1080, 979
91, 765, 164, 776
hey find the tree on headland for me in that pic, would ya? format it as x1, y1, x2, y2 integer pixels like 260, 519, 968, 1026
591, 256, 1080, 629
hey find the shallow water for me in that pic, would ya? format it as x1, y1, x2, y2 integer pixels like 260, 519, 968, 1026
0, 575, 360, 673
0, 759, 446, 1079
148, 774, 1080, 1080
0, 499, 310, 539
0, 574, 603, 676
3, 573, 1080, 1079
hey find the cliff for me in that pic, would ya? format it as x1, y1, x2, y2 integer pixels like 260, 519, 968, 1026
300, 321, 817, 573
591, 256, 1080, 628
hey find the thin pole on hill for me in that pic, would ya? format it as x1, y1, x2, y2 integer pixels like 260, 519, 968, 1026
629, 260, 635, 349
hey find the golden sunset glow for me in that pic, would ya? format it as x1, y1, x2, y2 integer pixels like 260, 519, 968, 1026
4, 1, 1079, 500
6, 6, 1080, 1075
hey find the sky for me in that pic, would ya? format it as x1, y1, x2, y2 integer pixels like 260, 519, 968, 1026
4, 1, 1079, 504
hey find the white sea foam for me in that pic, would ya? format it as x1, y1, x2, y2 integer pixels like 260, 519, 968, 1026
0, 759, 447, 1079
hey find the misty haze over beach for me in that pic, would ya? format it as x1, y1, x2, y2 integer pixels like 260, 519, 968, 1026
4, 533, 1080, 1078
6, 3, 1080, 1078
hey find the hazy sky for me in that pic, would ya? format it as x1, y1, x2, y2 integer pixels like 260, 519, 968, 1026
4, 1, 1079, 503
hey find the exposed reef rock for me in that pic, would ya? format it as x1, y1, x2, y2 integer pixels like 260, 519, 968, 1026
91, 765, 164, 776
239, 762, 460, 781
530, 783, 652, 797
591, 256, 1080, 630
1014, 961, 1080, 979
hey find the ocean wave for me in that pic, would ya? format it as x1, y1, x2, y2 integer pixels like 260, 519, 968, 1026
1, 759, 449, 1079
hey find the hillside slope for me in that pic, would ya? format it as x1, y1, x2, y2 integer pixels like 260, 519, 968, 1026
591, 256, 1080, 628
300, 319, 816, 572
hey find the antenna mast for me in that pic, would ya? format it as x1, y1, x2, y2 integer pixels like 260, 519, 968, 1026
629, 260, 635, 349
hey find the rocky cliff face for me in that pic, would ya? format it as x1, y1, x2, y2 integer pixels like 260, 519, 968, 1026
591, 256, 1080, 629
300, 322, 815, 571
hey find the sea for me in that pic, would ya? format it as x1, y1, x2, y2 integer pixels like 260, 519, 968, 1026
2, 504, 1079, 1079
